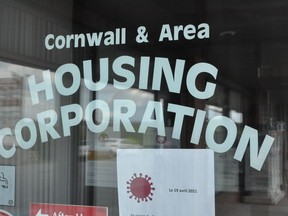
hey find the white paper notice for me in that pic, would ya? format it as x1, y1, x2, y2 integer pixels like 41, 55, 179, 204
0, 165, 15, 206
117, 149, 215, 216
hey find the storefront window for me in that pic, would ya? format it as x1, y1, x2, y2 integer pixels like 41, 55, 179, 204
0, 0, 288, 215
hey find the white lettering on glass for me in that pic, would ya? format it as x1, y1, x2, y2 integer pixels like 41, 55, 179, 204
167, 104, 195, 139
138, 101, 165, 136
0, 55, 274, 170
206, 116, 237, 153
85, 100, 110, 133
234, 126, 274, 171
27, 70, 54, 105
113, 100, 136, 133
44, 28, 126, 50
159, 23, 210, 42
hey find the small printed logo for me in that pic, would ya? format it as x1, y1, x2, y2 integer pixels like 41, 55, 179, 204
0, 172, 8, 189
127, 173, 155, 203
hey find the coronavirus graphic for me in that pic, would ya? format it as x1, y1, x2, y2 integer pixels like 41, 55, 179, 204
127, 173, 155, 203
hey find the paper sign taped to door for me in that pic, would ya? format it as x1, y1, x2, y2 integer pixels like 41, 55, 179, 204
117, 149, 215, 216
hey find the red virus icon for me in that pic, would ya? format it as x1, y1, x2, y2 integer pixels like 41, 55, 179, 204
127, 173, 155, 203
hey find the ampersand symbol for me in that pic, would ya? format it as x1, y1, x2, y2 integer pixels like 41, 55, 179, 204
136, 26, 149, 43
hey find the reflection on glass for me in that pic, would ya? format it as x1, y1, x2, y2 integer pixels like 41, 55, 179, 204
229, 110, 243, 124
206, 105, 223, 120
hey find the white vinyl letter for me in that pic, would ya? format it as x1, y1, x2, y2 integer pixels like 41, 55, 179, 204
37, 110, 61, 142
0, 128, 16, 158
186, 63, 218, 99
234, 126, 275, 171
55, 63, 81, 96
167, 103, 195, 139
113, 100, 136, 132
27, 70, 54, 105
85, 100, 110, 133
15, 118, 37, 150
206, 116, 237, 153
61, 104, 83, 137
45, 34, 55, 50
139, 101, 165, 136
83, 59, 108, 91
113, 56, 135, 90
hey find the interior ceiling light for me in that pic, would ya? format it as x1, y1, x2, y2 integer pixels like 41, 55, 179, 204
219, 30, 236, 37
